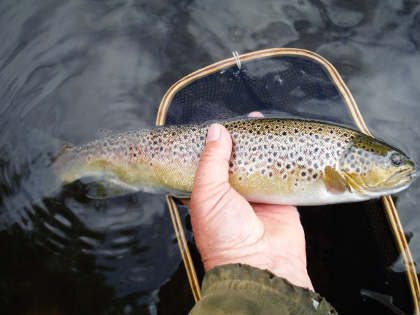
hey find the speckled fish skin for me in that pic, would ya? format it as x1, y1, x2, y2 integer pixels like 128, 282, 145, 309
54, 118, 416, 205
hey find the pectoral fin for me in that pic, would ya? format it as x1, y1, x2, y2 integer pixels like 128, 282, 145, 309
324, 166, 347, 194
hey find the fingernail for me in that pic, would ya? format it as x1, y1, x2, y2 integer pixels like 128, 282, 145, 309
206, 124, 220, 142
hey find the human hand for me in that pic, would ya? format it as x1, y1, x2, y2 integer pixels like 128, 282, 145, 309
190, 113, 314, 290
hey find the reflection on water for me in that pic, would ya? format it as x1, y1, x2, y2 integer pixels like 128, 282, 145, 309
1, 0, 420, 314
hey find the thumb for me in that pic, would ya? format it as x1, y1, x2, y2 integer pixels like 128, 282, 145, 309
191, 123, 232, 215
190, 123, 257, 226
190, 124, 263, 264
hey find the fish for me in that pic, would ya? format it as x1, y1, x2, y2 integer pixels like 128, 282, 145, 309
53, 118, 416, 205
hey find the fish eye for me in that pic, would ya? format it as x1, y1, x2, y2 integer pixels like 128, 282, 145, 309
390, 153, 404, 167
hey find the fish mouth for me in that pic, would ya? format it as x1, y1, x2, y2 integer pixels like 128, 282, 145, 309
366, 168, 416, 195
385, 167, 416, 186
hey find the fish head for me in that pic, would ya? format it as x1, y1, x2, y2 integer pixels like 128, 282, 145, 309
338, 134, 416, 197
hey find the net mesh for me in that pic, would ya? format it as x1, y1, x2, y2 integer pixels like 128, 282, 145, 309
166, 56, 353, 126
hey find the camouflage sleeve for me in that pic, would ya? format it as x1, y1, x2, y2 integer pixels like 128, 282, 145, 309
189, 264, 337, 315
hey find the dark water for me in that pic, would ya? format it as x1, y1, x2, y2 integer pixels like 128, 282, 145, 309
1, 1, 420, 314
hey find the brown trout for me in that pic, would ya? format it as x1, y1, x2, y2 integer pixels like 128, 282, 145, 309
54, 118, 416, 205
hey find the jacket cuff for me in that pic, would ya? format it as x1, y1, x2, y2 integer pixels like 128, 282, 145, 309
200, 264, 337, 314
